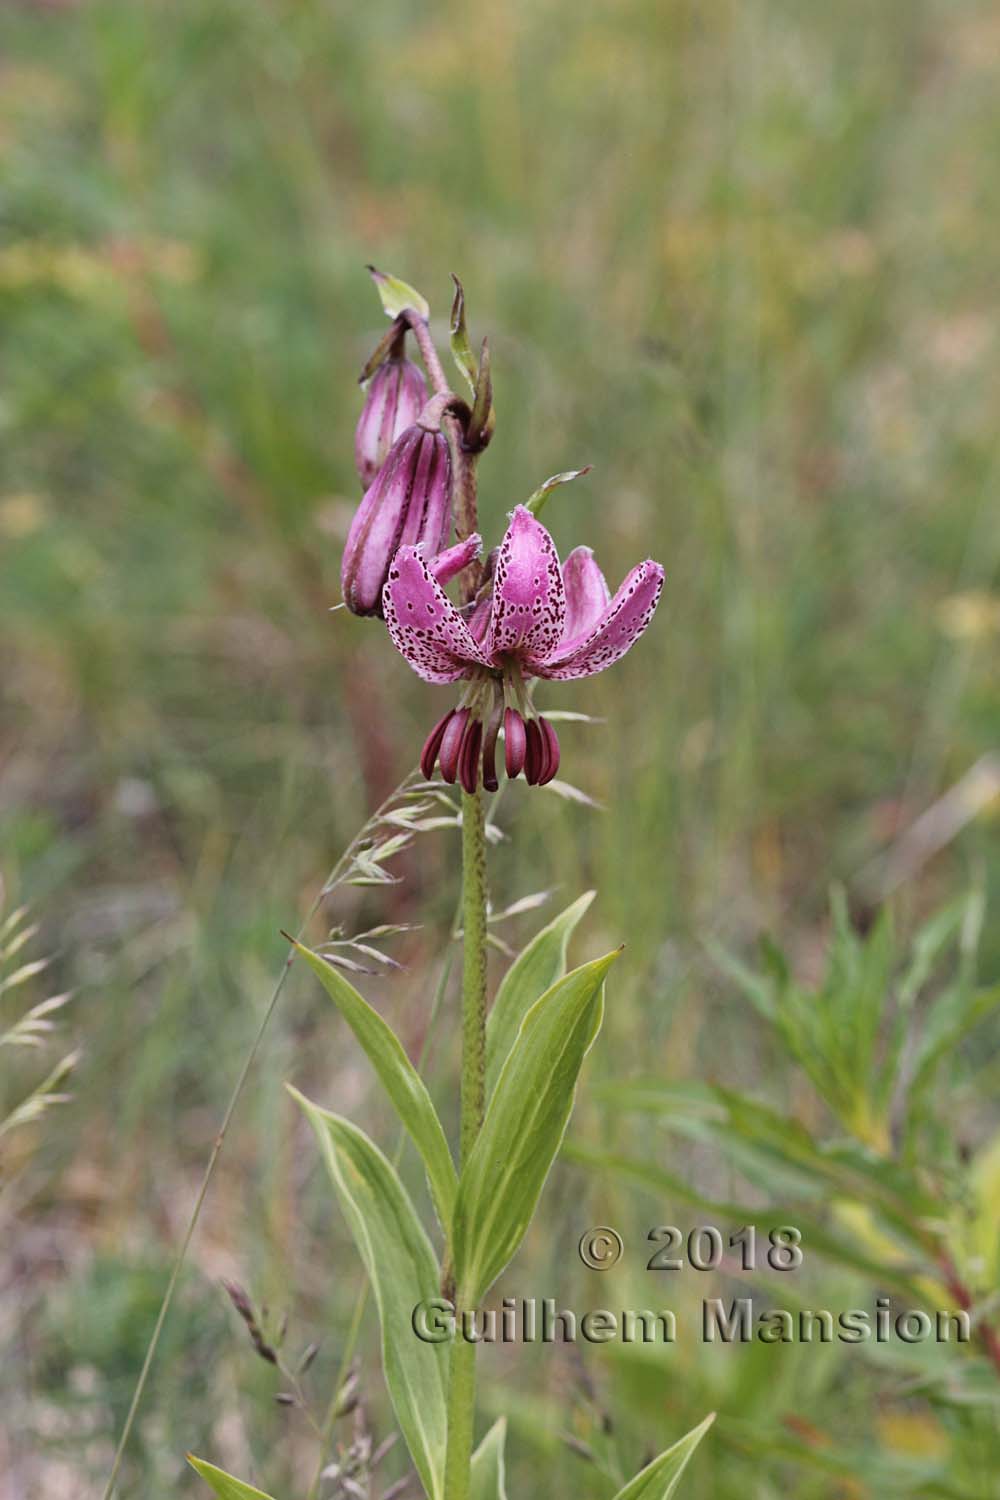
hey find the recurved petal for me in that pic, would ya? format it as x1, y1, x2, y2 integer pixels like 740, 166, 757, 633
431, 534, 482, 586
485, 505, 566, 664
382, 547, 490, 683
559, 546, 611, 647
536, 560, 664, 680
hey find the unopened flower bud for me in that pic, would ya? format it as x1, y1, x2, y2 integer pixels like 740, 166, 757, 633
341, 423, 453, 617
354, 356, 428, 489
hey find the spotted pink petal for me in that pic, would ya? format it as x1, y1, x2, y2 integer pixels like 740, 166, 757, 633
534, 560, 664, 680
465, 547, 498, 644
383, 547, 490, 684
486, 506, 566, 664
559, 546, 611, 649
431, 534, 482, 586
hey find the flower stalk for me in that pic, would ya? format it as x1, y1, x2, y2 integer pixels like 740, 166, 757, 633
443, 1334, 477, 1500
441, 786, 489, 1500
391, 291, 490, 1499
459, 788, 488, 1168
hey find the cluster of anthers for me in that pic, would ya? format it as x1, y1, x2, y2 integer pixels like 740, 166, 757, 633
342, 273, 664, 793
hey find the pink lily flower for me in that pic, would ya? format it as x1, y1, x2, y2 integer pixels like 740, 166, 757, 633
382, 505, 664, 792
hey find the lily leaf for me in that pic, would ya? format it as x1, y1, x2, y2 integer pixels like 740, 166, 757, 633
290, 1092, 448, 1500
612, 1412, 715, 1499
466, 337, 495, 450
186, 1457, 275, 1500
367, 264, 430, 321
525, 467, 592, 520
453, 950, 618, 1303
449, 274, 478, 395
291, 940, 456, 1233
470, 1417, 509, 1500
485, 891, 595, 1098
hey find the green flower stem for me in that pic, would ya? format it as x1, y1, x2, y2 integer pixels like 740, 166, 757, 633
443, 788, 489, 1500
459, 788, 488, 1168
443, 1332, 477, 1500
409, 309, 487, 1499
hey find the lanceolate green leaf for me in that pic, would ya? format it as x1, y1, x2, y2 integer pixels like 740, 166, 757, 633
293, 940, 457, 1232
449, 273, 478, 395
470, 1417, 508, 1500
524, 467, 592, 520
453, 950, 618, 1304
186, 1457, 275, 1500
290, 1091, 448, 1500
367, 264, 430, 320
612, 1412, 715, 1500
485, 891, 595, 1098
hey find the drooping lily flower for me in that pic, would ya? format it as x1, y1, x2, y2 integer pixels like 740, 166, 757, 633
341, 417, 452, 617
382, 505, 664, 791
354, 355, 428, 488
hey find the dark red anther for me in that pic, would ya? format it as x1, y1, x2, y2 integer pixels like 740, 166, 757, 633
524, 718, 544, 786
538, 716, 560, 785
481, 709, 501, 793
458, 716, 483, 795
420, 709, 455, 780
504, 708, 526, 780
438, 708, 469, 784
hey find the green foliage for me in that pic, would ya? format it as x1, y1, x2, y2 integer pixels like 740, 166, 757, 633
291, 938, 457, 1232
524, 468, 593, 521
612, 1413, 715, 1500
291, 1092, 449, 1500
453, 951, 616, 1304
187, 1457, 275, 1500
449, 275, 479, 397
484, 891, 595, 1097
367, 265, 430, 321
715, 889, 999, 1163
470, 1418, 508, 1500
588, 892, 1000, 1446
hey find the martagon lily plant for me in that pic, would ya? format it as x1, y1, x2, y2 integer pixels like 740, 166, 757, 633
186, 272, 715, 1500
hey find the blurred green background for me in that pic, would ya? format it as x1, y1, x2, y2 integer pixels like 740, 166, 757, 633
3, 0, 999, 1495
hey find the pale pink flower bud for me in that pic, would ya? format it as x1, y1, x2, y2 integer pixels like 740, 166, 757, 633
354, 357, 428, 489
341, 424, 453, 617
